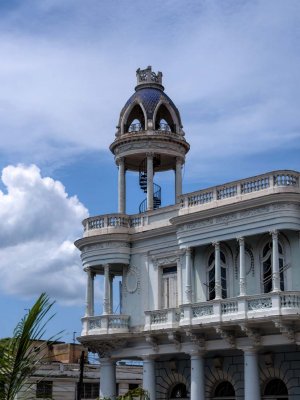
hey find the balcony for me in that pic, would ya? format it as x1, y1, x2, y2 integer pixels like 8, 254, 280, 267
144, 292, 300, 331
81, 314, 130, 336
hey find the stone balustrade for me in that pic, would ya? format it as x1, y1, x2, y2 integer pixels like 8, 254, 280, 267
81, 314, 130, 336
144, 291, 300, 331
179, 170, 299, 210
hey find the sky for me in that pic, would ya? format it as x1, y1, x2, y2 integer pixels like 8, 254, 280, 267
0, 0, 299, 342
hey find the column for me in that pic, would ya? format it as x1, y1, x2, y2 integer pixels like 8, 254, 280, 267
214, 242, 222, 300
244, 349, 260, 400
103, 264, 110, 315
108, 273, 114, 314
118, 157, 126, 214
175, 157, 183, 203
147, 153, 154, 211
238, 237, 246, 296
100, 358, 116, 399
185, 247, 192, 303
176, 255, 182, 306
85, 268, 95, 317
143, 357, 156, 400
271, 230, 280, 291
190, 352, 205, 400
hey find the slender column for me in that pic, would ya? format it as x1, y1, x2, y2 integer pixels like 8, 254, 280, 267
85, 268, 95, 316
244, 349, 260, 400
147, 153, 154, 211
185, 247, 192, 303
143, 357, 156, 400
176, 255, 182, 306
103, 264, 110, 315
118, 157, 126, 214
238, 237, 246, 296
190, 352, 205, 400
271, 230, 280, 291
175, 157, 183, 203
99, 358, 116, 399
213, 242, 222, 300
108, 273, 114, 314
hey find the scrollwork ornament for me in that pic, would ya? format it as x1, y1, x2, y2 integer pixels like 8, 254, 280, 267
124, 265, 140, 294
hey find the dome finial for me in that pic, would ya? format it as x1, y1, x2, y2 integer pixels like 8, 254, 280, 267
135, 66, 164, 91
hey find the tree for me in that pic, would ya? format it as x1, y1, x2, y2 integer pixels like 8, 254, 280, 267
0, 293, 59, 400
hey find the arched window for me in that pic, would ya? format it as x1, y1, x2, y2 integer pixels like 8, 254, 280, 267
208, 250, 227, 300
262, 241, 285, 293
125, 104, 145, 132
213, 381, 235, 399
263, 378, 288, 399
170, 383, 187, 399
154, 104, 175, 132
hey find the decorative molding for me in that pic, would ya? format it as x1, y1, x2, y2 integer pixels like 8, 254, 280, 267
82, 339, 127, 357
124, 265, 140, 294
240, 325, 261, 347
168, 332, 181, 350
83, 242, 130, 251
273, 320, 295, 342
145, 335, 159, 352
185, 329, 205, 349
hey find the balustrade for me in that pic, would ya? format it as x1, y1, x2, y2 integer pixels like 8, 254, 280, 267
83, 314, 130, 335
179, 170, 299, 210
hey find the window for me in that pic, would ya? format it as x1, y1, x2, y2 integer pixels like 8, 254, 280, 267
213, 381, 235, 399
36, 381, 52, 399
263, 378, 288, 399
208, 251, 227, 300
170, 383, 187, 399
162, 266, 177, 308
79, 382, 99, 399
262, 242, 285, 293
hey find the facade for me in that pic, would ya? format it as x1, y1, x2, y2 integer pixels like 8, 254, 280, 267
75, 66, 300, 400
20, 342, 142, 399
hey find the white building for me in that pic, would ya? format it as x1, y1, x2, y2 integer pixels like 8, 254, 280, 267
75, 66, 300, 400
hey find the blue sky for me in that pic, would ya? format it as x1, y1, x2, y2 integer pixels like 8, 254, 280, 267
0, 0, 299, 342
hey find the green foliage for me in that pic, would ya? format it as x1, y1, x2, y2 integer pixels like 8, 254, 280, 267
100, 387, 150, 400
0, 293, 59, 400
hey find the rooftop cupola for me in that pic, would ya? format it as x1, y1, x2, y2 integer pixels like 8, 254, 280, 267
110, 66, 190, 214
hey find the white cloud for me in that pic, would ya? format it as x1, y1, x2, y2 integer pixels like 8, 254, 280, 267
0, 164, 89, 304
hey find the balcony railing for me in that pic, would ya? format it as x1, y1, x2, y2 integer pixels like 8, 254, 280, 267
179, 170, 300, 209
81, 314, 130, 336
144, 292, 300, 331
83, 214, 148, 232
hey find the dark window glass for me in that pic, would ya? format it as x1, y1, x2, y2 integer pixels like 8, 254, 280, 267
36, 381, 52, 399
129, 383, 139, 390
214, 381, 235, 396
221, 266, 227, 299
163, 266, 177, 274
264, 378, 288, 395
170, 383, 187, 398
209, 268, 215, 300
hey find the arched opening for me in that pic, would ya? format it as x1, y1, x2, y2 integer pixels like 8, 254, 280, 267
169, 383, 188, 399
155, 104, 175, 132
262, 241, 285, 293
263, 378, 288, 399
213, 381, 235, 400
124, 104, 145, 133
207, 250, 228, 300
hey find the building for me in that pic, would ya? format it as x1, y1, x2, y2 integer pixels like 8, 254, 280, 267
20, 342, 142, 399
75, 66, 300, 400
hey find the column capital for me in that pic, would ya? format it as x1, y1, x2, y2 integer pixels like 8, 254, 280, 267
185, 246, 193, 255
237, 237, 245, 245
269, 229, 279, 238
146, 152, 155, 159
116, 156, 125, 166
212, 241, 220, 249
175, 156, 184, 165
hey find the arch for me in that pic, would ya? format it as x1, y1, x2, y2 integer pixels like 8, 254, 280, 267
213, 381, 235, 399
263, 378, 288, 398
121, 101, 147, 134
153, 100, 181, 134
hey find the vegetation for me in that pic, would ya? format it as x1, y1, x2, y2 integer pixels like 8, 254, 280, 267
0, 293, 58, 400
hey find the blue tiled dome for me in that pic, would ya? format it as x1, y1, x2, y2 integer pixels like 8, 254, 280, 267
120, 87, 181, 121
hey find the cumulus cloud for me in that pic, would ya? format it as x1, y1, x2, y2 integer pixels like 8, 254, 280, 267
0, 164, 89, 304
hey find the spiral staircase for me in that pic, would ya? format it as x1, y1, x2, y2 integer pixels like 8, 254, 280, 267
139, 156, 162, 213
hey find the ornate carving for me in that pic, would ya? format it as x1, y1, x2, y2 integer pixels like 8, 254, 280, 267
168, 332, 181, 350
185, 329, 205, 349
124, 265, 140, 294
82, 339, 127, 357
273, 320, 295, 342
215, 327, 235, 348
151, 252, 182, 269
83, 242, 130, 251
240, 325, 261, 347
145, 335, 159, 352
